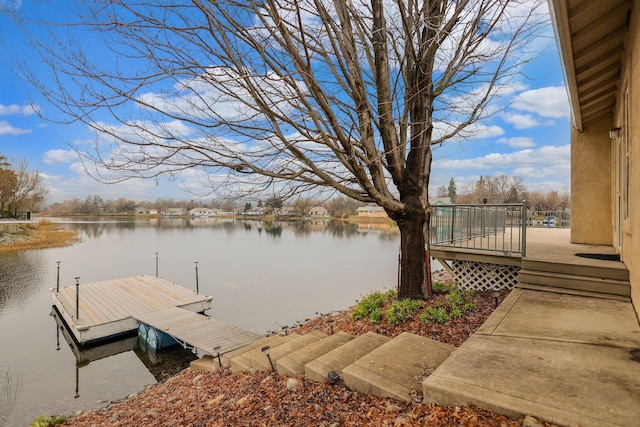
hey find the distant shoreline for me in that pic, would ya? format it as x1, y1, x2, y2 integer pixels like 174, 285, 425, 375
0, 220, 80, 252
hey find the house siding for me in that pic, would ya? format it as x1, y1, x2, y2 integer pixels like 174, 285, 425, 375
618, 2, 639, 318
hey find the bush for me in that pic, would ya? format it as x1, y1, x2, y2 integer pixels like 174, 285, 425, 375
386, 298, 423, 325
420, 306, 449, 324
432, 281, 457, 294
30, 415, 67, 427
420, 285, 478, 325
351, 289, 397, 322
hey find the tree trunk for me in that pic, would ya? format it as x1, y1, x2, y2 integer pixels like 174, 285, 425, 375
393, 200, 432, 300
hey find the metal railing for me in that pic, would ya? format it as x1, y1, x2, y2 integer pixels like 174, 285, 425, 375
429, 203, 527, 256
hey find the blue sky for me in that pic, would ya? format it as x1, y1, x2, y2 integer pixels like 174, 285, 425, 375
0, 1, 571, 204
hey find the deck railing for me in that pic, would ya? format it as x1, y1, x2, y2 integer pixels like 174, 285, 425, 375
429, 203, 527, 256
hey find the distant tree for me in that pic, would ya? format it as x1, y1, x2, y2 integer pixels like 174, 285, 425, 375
243, 202, 253, 212
448, 178, 457, 203
327, 196, 363, 218
264, 196, 284, 212
291, 198, 314, 216
436, 185, 449, 198
0, 156, 48, 217
115, 198, 137, 213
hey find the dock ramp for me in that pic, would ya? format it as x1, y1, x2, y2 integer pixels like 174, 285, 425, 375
134, 307, 262, 354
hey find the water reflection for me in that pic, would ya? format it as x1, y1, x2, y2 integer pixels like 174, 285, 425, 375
50, 217, 398, 239
0, 252, 49, 314
0, 367, 22, 426
51, 308, 196, 399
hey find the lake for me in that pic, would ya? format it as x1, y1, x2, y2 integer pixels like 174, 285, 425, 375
0, 218, 401, 426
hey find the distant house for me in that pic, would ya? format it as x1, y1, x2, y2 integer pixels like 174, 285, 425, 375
135, 208, 150, 215
276, 206, 297, 217
162, 208, 186, 216
309, 206, 329, 217
356, 206, 388, 218
429, 197, 452, 206
190, 207, 214, 217
149, 209, 159, 215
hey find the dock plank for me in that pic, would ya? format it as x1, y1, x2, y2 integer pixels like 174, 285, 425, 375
134, 307, 262, 355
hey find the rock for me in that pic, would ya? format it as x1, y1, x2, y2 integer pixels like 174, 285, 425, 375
236, 395, 250, 406
286, 378, 300, 391
166, 396, 179, 404
207, 394, 226, 406
522, 415, 544, 427
192, 374, 204, 384
393, 415, 410, 426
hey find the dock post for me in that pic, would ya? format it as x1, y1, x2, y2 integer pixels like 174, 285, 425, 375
155, 252, 159, 277
56, 261, 60, 292
75, 277, 80, 320
195, 261, 199, 294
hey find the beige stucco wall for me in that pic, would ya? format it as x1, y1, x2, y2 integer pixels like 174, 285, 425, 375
617, 3, 639, 319
570, 115, 612, 245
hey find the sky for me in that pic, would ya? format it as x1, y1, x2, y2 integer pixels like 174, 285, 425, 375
0, 1, 571, 205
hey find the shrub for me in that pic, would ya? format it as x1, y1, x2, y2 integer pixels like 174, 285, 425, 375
451, 307, 464, 318
351, 289, 397, 322
432, 281, 457, 294
420, 306, 449, 324
30, 415, 67, 427
462, 302, 477, 312
386, 298, 423, 325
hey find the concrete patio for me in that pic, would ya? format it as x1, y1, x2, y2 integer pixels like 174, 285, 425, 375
422, 288, 640, 427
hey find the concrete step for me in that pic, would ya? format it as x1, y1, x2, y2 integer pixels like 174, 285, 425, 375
518, 269, 630, 297
516, 283, 631, 302
251, 331, 328, 372
341, 332, 454, 403
277, 331, 355, 376
520, 257, 628, 281
191, 334, 282, 373
230, 333, 301, 373
305, 331, 390, 383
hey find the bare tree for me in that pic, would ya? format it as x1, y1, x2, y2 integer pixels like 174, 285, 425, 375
12, 0, 546, 298
0, 157, 48, 216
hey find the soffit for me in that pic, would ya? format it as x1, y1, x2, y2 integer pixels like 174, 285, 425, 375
549, 0, 632, 130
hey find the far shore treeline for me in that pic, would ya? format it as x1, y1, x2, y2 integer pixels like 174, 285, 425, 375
41, 175, 569, 218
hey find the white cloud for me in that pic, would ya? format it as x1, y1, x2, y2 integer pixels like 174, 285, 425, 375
511, 86, 569, 119
0, 120, 31, 136
42, 149, 79, 166
435, 144, 569, 171
0, 103, 39, 116
504, 113, 543, 129
433, 122, 505, 142
496, 136, 536, 148
0, 0, 22, 12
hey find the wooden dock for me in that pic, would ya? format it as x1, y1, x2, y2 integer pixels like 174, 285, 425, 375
53, 274, 213, 344
135, 307, 262, 355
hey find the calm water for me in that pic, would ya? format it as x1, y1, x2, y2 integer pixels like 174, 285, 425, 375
0, 218, 400, 426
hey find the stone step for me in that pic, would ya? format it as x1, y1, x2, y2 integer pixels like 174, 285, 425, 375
516, 283, 631, 302
305, 331, 390, 383
230, 333, 301, 373
277, 331, 355, 376
518, 269, 630, 297
341, 332, 454, 403
251, 331, 328, 372
521, 257, 629, 282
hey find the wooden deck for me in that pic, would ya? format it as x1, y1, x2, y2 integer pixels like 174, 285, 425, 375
134, 307, 262, 355
53, 275, 212, 344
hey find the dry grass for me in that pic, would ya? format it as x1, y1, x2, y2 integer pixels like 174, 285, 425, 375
0, 220, 80, 252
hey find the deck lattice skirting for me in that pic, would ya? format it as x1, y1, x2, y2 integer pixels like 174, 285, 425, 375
449, 261, 519, 291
